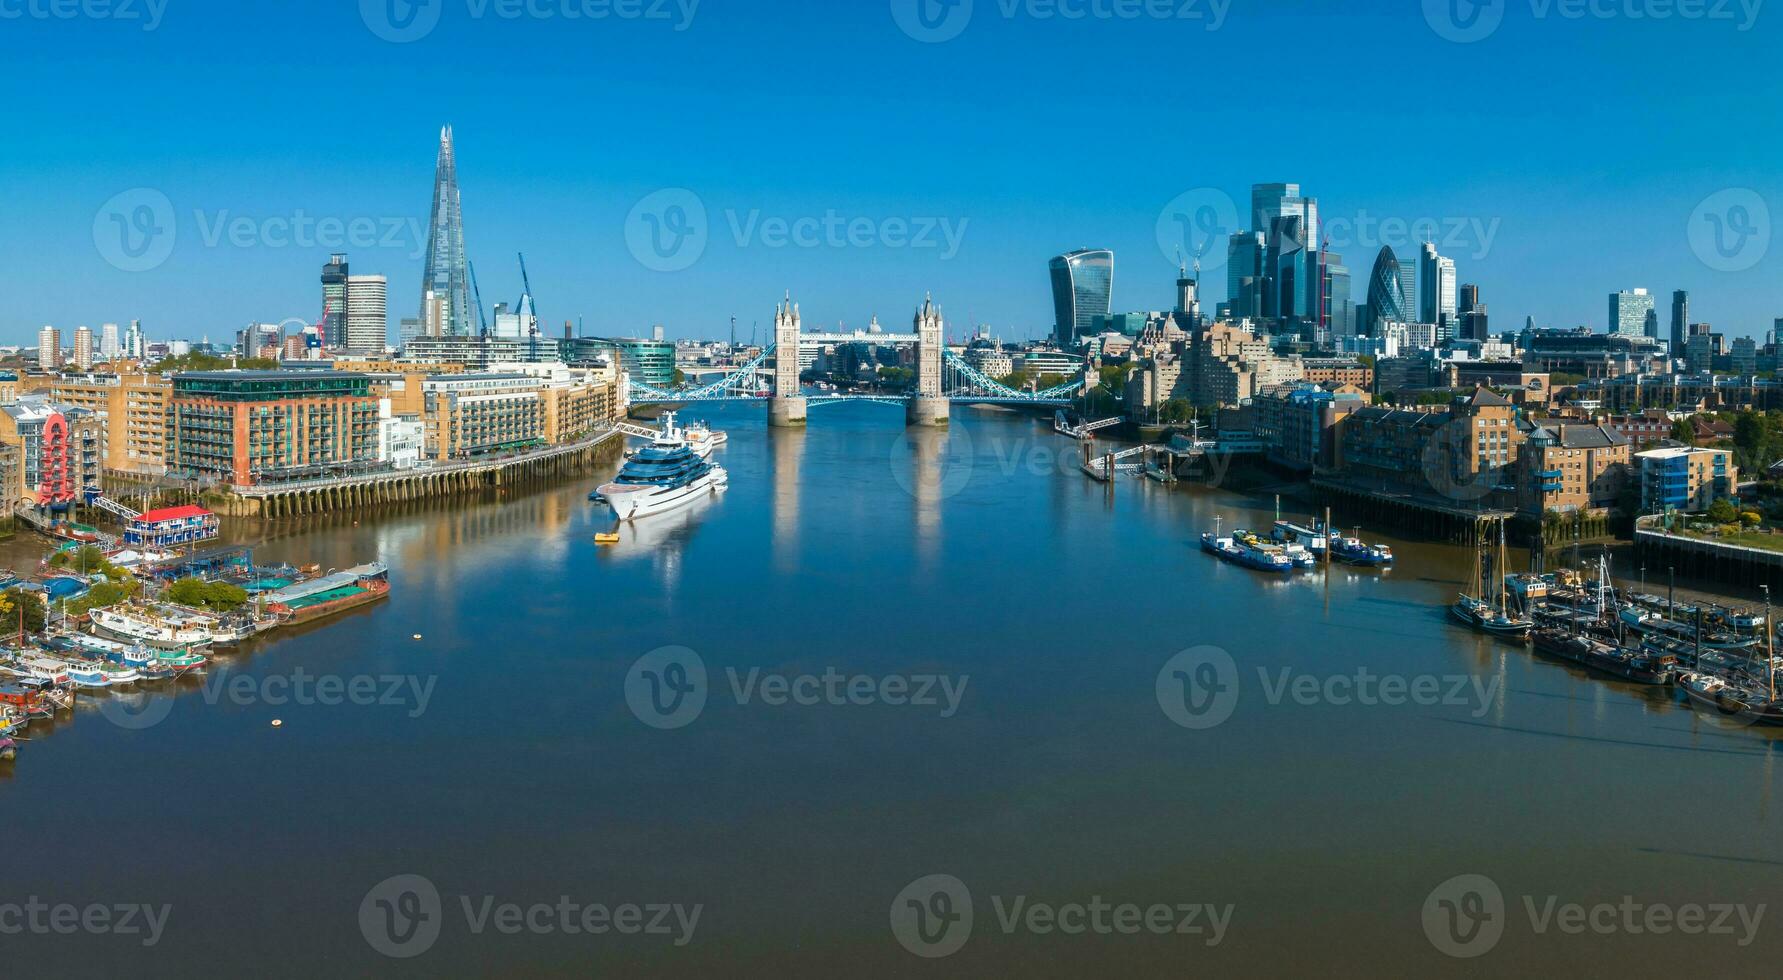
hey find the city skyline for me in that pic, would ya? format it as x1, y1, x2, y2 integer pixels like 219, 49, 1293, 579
4, 2, 1780, 345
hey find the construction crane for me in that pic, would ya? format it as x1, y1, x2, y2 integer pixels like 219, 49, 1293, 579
517, 252, 538, 335
468, 260, 489, 335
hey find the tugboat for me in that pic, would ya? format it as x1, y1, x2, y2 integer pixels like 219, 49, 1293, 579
1329, 527, 1394, 567
595, 412, 729, 522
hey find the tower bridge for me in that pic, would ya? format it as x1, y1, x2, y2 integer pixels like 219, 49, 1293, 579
627, 292, 1086, 426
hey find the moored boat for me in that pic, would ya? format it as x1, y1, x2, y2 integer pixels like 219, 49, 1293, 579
596, 413, 729, 522
90, 606, 215, 651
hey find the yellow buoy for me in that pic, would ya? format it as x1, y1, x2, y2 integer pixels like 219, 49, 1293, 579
412, 633, 423, 640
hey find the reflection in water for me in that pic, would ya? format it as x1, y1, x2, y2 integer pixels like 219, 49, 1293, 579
596, 491, 719, 588
770, 427, 802, 573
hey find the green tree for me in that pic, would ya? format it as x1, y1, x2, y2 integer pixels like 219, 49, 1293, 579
165, 577, 249, 611
0, 588, 47, 634
1670, 418, 1696, 446
1740, 510, 1763, 528
1707, 497, 1739, 524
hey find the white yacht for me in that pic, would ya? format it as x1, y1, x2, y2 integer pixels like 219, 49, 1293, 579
595, 413, 729, 521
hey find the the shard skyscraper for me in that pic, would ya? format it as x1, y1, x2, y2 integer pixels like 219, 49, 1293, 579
419, 126, 474, 337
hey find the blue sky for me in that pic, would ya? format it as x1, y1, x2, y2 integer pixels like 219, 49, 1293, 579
1, 0, 1779, 345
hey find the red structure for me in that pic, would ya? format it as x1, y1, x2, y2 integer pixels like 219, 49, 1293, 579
124, 505, 220, 549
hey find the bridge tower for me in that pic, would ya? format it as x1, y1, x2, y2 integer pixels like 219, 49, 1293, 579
907, 293, 949, 427
769, 292, 807, 426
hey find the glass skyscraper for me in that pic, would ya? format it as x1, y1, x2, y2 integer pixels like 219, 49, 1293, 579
1417, 242, 1456, 328
1364, 246, 1409, 334
321, 253, 348, 349
1049, 249, 1113, 344
420, 126, 475, 338
1226, 232, 1264, 318
1609, 288, 1654, 337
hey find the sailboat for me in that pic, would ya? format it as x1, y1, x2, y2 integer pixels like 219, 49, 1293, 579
1451, 518, 1532, 638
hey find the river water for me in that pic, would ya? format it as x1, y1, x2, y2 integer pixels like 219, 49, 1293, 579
6, 403, 1780, 976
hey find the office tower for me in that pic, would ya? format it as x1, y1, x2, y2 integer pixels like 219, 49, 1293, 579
1456, 283, 1488, 341
73, 326, 94, 371
99, 322, 120, 360
321, 253, 350, 348
125, 319, 145, 359
1226, 232, 1264, 317
420, 125, 474, 337
1325, 253, 1352, 340
346, 274, 388, 351
1397, 261, 1416, 329
399, 317, 422, 349
37, 326, 61, 370
1417, 243, 1456, 326
1174, 261, 1202, 330
1671, 290, 1689, 355
652, 324, 665, 342
1643, 307, 1659, 340
1253, 183, 1319, 332
1251, 183, 1318, 252
1609, 288, 1654, 336
1048, 248, 1113, 344
1363, 247, 1408, 335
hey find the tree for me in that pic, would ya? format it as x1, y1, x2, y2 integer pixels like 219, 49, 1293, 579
0, 588, 47, 635
1740, 510, 1763, 528
1707, 497, 1739, 524
165, 576, 249, 611
1670, 418, 1696, 446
